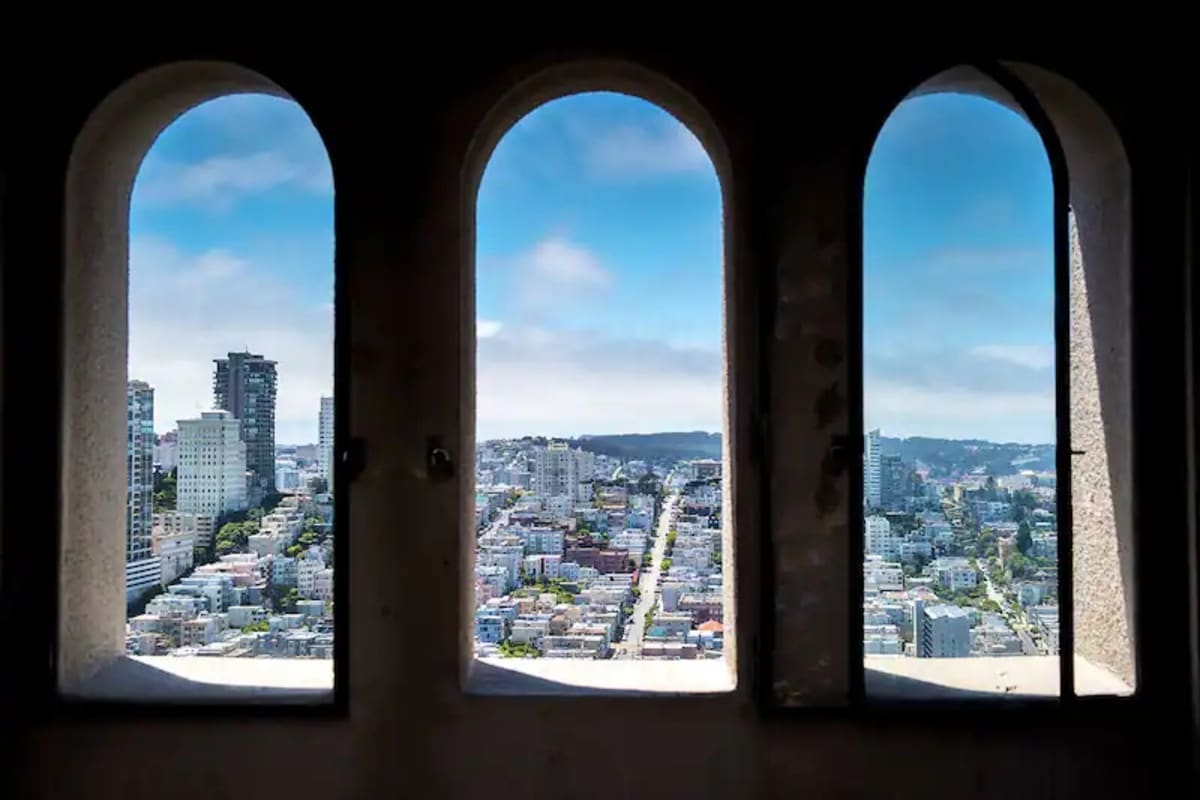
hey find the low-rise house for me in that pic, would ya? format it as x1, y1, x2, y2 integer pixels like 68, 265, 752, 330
931, 557, 978, 592
227, 605, 267, 628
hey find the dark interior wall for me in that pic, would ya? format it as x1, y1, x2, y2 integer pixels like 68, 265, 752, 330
2, 39, 1195, 798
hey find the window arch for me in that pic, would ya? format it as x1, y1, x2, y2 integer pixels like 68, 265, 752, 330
855, 63, 1134, 701
461, 62, 746, 694
61, 62, 340, 701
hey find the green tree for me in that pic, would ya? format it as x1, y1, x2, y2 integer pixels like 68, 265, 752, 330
153, 468, 177, 512
241, 620, 270, 633
285, 544, 303, 558
1016, 521, 1033, 555
280, 588, 300, 613
660, 557, 672, 571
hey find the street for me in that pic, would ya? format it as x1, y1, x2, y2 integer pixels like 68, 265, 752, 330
982, 563, 1037, 656
619, 492, 677, 658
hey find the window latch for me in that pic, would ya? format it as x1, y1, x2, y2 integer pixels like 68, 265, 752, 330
340, 437, 366, 482
427, 436, 455, 482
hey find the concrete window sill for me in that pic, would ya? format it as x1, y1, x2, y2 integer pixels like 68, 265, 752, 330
865, 655, 1133, 700
63, 655, 334, 704
466, 656, 737, 696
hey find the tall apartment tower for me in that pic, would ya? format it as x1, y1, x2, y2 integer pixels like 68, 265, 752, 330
879, 453, 907, 509
864, 428, 882, 509
318, 396, 334, 486
533, 442, 578, 499
213, 351, 277, 493
177, 410, 248, 517
126, 381, 160, 597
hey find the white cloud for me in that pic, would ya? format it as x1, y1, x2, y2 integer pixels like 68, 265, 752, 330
128, 236, 333, 444
586, 121, 711, 178
866, 380, 1055, 444
512, 237, 612, 314
865, 343, 1055, 443
477, 324, 721, 439
477, 319, 503, 338
970, 343, 1055, 370
135, 150, 333, 212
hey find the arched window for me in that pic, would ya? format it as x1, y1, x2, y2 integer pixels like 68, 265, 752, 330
858, 66, 1134, 701
465, 75, 736, 693
61, 64, 339, 702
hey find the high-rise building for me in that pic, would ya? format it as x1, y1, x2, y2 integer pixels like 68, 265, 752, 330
880, 452, 909, 509
534, 442, 578, 500
318, 396, 334, 486
126, 380, 161, 598
915, 602, 971, 658
864, 428, 882, 509
213, 351, 277, 493
177, 410, 248, 517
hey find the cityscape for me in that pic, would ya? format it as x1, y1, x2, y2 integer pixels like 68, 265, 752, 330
120, 91, 1057, 670
862, 430, 1059, 660
123, 353, 336, 660
474, 436, 724, 660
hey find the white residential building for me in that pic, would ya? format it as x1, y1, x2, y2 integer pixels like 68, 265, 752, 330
227, 605, 268, 628
297, 549, 327, 597
152, 527, 194, 585
864, 428, 882, 508
533, 443, 597, 502
248, 532, 288, 557
863, 556, 903, 592
318, 396, 334, 485
314, 568, 334, 601
534, 442, 577, 500
476, 565, 509, 599
610, 530, 648, 558
154, 511, 217, 551
177, 410, 248, 517
864, 515, 898, 560
864, 624, 903, 655
932, 557, 978, 592
915, 602, 971, 658
520, 526, 565, 555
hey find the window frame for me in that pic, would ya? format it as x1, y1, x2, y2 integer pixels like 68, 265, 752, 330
457, 60, 753, 697
833, 60, 1135, 714
43, 60, 348, 717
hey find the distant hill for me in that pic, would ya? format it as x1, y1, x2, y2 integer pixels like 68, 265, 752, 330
879, 435, 1055, 478
568, 431, 721, 462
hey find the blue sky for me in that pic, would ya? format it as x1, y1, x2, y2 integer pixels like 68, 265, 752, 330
129, 94, 333, 445
128, 90, 1053, 446
475, 93, 723, 439
865, 93, 1054, 444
